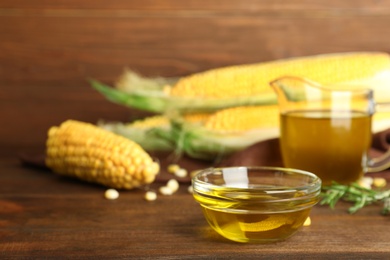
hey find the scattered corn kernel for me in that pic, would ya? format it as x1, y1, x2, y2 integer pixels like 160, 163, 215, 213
373, 177, 387, 188
144, 191, 157, 201
159, 186, 174, 196
358, 177, 373, 189
174, 168, 188, 178
167, 164, 188, 178
167, 179, 179, 192
105, 189, 119, 200
187, 185, 193, 194
303, 217, 311, 226
363, 176, 374, 185
167, 164, 180, 174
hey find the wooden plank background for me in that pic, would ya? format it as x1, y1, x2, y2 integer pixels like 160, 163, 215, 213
1, 0, 390, 156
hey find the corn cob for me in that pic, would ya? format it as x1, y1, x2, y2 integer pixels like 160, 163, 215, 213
204, 105, 279, 131
127, 115, 170, 129
98, 112, 212, 152
172, 105, 280, 161
373, 110, 390, 133
91, 52, 390, 113
45, 120, 160, 190
170, 52, 390, 98
97, 106, 278, 160
99, 103, 390, 162
182, 112, 212, 123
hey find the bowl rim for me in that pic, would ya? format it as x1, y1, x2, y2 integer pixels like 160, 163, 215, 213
192, 166, 322, 195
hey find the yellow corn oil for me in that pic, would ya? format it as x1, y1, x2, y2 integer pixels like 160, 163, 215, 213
192, 166, 321, 243
280, 110, 372, 185
193, 189, 314, 243
201, 206, 311, 243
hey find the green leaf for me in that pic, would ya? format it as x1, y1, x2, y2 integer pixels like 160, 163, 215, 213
171, 119, 279, 161
320, 182, 390, 215
90, 79, 169, 113
98, 121, 175, 152
89, 79, 278, 114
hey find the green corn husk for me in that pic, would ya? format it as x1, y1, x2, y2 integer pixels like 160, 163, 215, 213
90, 53, 390, 114
168, 118, 279, 161
97, 117, 175, 152
90, 78, 276, 114
97, 112, 279, 161
91, 52, 390, 161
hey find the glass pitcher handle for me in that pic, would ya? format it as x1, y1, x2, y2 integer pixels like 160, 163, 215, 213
367, 148, 390, 173
367, 102, 390, 172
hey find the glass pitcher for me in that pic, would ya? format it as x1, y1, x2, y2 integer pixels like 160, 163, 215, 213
270, 76, 390, 185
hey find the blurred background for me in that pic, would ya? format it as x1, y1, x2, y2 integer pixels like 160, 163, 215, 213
2, 0, 390, 156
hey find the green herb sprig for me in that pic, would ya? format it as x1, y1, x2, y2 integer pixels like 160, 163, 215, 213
320, 182, 390, 215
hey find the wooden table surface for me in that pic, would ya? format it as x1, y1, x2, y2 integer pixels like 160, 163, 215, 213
2, 148, 390, 259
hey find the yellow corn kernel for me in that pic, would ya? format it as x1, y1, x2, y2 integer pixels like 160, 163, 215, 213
126, 112, 211, 129
167, 164, 188, 178
182, 112, 212, 123
174, 168, 188, 178
204, 105, 279, 131
127, 115, 170, 129
104, 189, 119, 200
167, 164, 180, 174
166, 179, 179, 193
159, 186, 174, 196
373, 177, 387, 188
45, 120, 160, 190
144, 191, 157, 201
170, 52, 390, 98
358, 177, 373, 189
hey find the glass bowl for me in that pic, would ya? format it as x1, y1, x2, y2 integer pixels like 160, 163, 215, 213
192, 166, 321, 243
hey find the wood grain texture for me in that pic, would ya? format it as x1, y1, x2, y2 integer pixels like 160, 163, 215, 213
2, 0, 390, 149
2, 0, 390, 85
1, 157, 390, 259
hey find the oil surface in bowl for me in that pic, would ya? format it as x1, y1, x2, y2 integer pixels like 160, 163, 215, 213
200, 203, 311, 243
